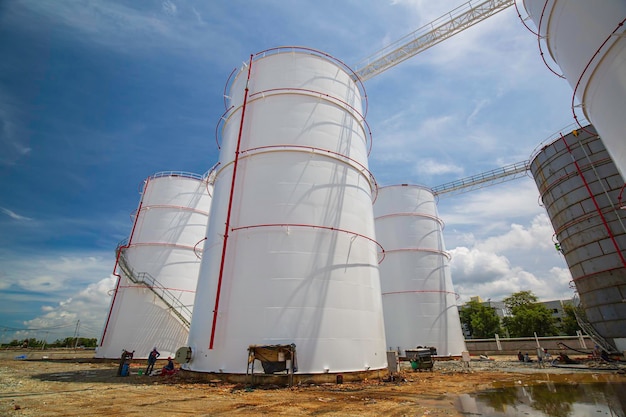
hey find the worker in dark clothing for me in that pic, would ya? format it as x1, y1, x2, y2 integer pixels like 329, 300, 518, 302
146, 347, 160, 375
162, 356, 176, 376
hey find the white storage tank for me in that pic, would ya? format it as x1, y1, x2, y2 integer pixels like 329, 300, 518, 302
96, 172, 212, 359
523, 0, 626, 177
530, 126, 626, 352
374, 184, 466, 357
185, 48, 387, 374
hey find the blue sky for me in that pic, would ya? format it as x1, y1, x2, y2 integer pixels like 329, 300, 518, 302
0, 0, 580, 343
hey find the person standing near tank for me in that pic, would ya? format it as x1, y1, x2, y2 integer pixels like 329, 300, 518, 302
146, 347, 160, 375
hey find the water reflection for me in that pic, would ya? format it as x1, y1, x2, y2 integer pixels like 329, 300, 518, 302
455, 378, 626, 416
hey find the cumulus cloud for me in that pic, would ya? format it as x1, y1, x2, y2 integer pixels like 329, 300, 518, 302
439, 179, 544, 232
16, 275, 116, 342
0, 251, 114, 342
475, 215, 555, 254
447, 213, 574, 304
8, 255, 112, 293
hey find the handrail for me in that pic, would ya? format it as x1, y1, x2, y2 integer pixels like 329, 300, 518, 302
571, 294, 618, 354
432, 160, 530, 196
117, 249, 192, 329
353, 0, 514, 81
147, 171, 206, 181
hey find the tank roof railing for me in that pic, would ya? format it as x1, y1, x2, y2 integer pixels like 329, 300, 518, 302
528, 121, 593, 163
148, 171, 205, 181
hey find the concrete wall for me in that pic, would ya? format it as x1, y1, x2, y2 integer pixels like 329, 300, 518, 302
464, 335, 594, 356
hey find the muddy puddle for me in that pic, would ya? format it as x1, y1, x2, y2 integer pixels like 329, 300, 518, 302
455, 373, 626, 416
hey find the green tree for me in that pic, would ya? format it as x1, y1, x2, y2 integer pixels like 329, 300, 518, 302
459, 300, 502, 338
559, 303, 581, 336
27, 338, 42, 348
502, 291, 558, 337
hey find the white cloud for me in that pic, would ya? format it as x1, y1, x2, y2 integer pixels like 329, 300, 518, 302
16, 275, 116, 342
1, 207, 32, 221
447, 210, 574, 304
467, 99, 490, 126
450, 244, 573, 303
23, 275, 66, 292
162, 0, 177, 16
0, 90, 32, 167
414, 158, 464, 177
191, 6, 205, 25
16, 0, 231, 60
476, 215, 556, 253
439, 179, 544, 233
0, 251, 113, 295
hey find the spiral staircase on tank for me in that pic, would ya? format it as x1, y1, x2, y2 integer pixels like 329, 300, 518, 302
571, 293, 619, 354
116, 244, 192, 329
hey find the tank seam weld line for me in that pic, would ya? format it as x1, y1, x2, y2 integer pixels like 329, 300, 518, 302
375, 212, 444, 227
246, 87, 371, 154
537, 157, 611, 196
252, 46, 369, 117
213, 145, 379, 200
384, 248, 451, 260
138, 205, 209, 216
127, 243, 203, 251
229, 223, 385, 264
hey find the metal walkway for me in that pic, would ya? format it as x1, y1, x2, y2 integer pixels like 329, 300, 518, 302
432, 160, 530, 197
353, 0, 515, 81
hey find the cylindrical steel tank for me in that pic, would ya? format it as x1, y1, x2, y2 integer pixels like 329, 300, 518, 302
530, 126, 626, 352
523, 0, 626, 177
96, 172, 212, 359
185, 48, 387, 374
374, 184, 466, 356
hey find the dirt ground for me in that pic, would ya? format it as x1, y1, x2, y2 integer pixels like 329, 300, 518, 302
1, 349, 624, 416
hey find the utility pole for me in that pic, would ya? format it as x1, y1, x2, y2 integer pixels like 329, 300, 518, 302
41, 331, 49, 350
73, 320, 80, 350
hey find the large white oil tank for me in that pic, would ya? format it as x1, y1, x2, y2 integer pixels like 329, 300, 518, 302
523, 0, 626, 177
185, 48, 387, 375
530, 126, 626, 352
96, 171, 212, 359
374, 184, 466, 356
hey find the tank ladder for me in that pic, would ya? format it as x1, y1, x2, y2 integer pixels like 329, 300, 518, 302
117, 248, 192, 329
